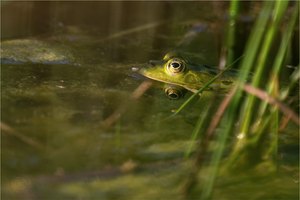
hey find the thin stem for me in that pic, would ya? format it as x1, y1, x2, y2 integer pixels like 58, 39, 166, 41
226, 0, 239, 66
172, 55, 243, 116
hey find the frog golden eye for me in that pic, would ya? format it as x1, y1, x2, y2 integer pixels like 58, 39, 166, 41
166, 58, 186, 74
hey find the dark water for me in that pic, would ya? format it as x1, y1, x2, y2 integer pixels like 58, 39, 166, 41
1, 2, 298, 200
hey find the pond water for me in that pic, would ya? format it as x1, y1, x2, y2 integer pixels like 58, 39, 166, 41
1, 2, 298, 200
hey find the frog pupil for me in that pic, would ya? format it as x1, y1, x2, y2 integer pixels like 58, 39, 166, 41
171, 62, 180, 68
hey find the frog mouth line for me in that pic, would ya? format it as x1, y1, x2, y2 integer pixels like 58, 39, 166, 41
141, 73, 199, 93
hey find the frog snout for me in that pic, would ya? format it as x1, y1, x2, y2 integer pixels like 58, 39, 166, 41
148, 60, 163, 66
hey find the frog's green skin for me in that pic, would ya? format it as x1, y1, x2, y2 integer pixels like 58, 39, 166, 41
139, 52, 236, 93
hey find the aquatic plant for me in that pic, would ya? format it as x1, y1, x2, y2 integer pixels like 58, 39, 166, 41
180, 1, 299, 199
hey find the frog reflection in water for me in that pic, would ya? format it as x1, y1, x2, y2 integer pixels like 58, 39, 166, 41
139, 52, 236, 99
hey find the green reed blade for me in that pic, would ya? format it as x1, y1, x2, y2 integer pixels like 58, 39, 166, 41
200, 111, 235, 200
172, 55, 243, 117
184, 101, 212, 158
226, 0, 239, 66
239, 0, 288, 136
257, 2, 298, 119
253, 5, 299, 164
219, 1, 274, 170
280, 65, 300, 100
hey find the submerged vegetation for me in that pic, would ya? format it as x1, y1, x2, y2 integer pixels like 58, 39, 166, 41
179, 1, 299, 199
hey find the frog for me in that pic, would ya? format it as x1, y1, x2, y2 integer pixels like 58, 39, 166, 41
138, 51, 236, 94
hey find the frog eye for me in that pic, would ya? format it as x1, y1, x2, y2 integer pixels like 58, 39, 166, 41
166, 58, 186, 74
164, 85, 186, 100
164, 87, 183, 100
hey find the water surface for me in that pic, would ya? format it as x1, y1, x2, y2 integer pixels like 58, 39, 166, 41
1, 2, 298, 200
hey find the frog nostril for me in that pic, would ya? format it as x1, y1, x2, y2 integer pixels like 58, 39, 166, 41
149, 60, 155, 66
148, 60, 162, 66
